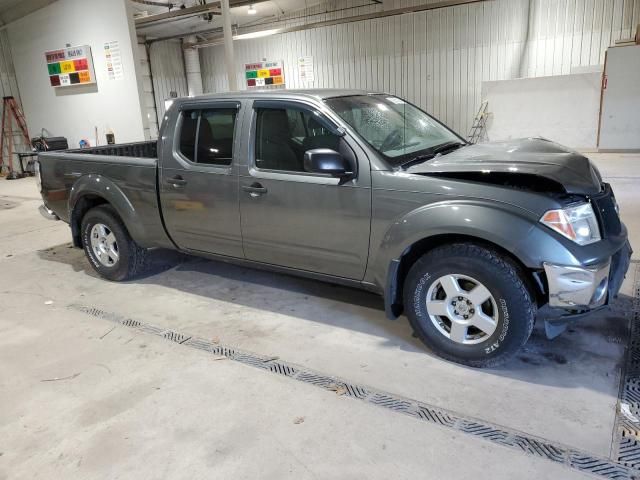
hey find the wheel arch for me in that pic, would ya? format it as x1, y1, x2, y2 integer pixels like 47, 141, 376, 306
385, 233, 544, 320
69, 175, 142, 248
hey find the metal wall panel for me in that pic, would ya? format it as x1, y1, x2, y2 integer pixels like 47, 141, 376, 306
152, 0, 640, 136
138, 42, 159, 139
148, 39, 188, 124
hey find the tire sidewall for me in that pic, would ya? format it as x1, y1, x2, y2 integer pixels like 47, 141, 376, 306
81, 207, 131, 281
406, 252, 531, 365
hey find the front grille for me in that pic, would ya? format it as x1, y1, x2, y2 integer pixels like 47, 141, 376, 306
592, 183, 621, 238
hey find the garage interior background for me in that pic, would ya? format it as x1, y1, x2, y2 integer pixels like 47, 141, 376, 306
0, 0, 639, 156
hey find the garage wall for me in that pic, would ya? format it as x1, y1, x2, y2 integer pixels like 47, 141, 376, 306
0, 29, 28, 167
7, 0, 149, 148
148, 39, 189, 124
193, 0, 639, 137
138, 42, 159, 139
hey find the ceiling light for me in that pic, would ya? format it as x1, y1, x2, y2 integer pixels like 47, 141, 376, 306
247, 4, 257, 14
235, 28, 281, 40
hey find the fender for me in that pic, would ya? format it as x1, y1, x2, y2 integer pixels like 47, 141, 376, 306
370, 200, 584, 318
68, 174, 149, 247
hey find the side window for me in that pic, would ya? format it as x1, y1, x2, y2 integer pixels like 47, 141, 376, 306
179, 110, 198, 162
255, 107, 341, 173
178, 107, 237, 166
197, 108, 237, 166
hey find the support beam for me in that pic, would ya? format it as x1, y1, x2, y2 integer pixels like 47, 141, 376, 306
220, 0, 238, 91
185, 0, 491, 48
135, 3, 221, 27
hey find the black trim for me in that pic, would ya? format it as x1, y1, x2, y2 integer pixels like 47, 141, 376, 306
384, 259, 402, 320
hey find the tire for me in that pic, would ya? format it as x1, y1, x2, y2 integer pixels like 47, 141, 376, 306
80, 205, 148, 281
403, 243, 535, 367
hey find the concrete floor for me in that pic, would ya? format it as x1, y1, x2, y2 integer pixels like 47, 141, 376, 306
1, 152, 638, 479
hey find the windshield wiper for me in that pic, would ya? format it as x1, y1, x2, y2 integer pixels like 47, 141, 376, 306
399, 153, 437, 170
399, 141, 466, 170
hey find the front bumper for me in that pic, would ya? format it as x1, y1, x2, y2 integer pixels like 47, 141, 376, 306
544, 240, 632, 311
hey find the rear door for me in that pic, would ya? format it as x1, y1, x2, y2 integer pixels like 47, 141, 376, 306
159, 101, 243, 257
238, 99, 372, 280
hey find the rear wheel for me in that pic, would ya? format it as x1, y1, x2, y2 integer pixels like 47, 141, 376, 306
403, 243, 535, 367
81, 205, 147, 281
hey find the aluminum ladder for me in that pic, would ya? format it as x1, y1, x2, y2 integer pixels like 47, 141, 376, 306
467, 101, 489, 144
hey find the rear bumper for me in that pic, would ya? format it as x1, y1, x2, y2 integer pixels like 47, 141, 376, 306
38, 204, 59, 221
544, 240, 632, 312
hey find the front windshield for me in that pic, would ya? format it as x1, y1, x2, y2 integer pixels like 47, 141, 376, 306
325, 94, 463, 167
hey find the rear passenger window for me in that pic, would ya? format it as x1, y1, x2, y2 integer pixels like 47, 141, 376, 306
179, 110, 198, 162
178, 108, 237, 166
197, 109, 237, 166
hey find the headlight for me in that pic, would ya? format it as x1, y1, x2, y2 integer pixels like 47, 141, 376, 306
540, 202, 601, 245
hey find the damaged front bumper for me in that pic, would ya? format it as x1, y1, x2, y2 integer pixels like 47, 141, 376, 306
541, 240, 632, 337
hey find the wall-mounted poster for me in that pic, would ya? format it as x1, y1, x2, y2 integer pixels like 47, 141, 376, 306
298, 56, 314, 83
245, 60, 285, 89
45, 45, 96, 88
104, 41, 124, 80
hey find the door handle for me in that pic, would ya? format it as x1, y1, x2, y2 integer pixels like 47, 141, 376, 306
242, 183, 267, 197
166, 175, 187, 187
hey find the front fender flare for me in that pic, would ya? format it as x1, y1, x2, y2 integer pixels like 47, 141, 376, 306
371, 200, 580, 318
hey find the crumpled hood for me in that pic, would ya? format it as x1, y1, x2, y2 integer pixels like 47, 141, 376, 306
406, 138, 602, 195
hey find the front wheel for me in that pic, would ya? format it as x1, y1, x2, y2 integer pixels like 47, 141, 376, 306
81, 205, 147, 281
403, 243, 536, 367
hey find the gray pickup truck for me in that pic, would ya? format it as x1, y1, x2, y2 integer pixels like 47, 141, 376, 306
36, 89, 631, 367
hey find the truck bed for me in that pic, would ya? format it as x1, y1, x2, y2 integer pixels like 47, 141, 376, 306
63, 140, 157, 158
37, 139, 172, 250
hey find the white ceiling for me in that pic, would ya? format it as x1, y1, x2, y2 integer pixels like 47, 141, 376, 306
0, 0, 58, 25
131, 0, 329, 40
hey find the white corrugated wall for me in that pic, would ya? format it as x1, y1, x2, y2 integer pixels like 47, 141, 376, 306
148, 39, 189, 124
138, 42, 159, 139
150, 0, 640, 136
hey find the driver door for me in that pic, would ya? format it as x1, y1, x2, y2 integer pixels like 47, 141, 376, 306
239, 100, 372, 280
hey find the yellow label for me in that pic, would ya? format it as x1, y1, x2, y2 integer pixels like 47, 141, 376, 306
78, 70, 91, 83
60, 60, 75, 73
257, 69, 270, 78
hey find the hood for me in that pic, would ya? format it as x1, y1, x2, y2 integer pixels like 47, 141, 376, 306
406, 138, 602, 195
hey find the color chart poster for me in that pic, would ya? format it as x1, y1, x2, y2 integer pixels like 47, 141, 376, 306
245, 60, 285, 89
45, 45, 96, 88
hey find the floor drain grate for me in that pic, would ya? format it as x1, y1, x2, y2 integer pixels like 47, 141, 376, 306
162, 330, 191, 344
69, 272, 640, 480
121, 318, 142, 328
269, 362, 297, 377
614, 263, 640, 473
184, 337, 214, 353
369, 393, 413, 412
415, 406, 458, 427
296, 372, 334, 388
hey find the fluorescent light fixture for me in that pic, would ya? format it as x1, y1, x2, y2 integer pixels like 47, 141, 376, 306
234, 28, 281, 40
247, 4, 257, 14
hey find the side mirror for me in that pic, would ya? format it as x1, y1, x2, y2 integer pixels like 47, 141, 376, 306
303, 148, 352, 177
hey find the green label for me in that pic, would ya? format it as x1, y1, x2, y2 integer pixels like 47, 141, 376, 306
47, 62, 61, 75
245, 70, 258, 79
